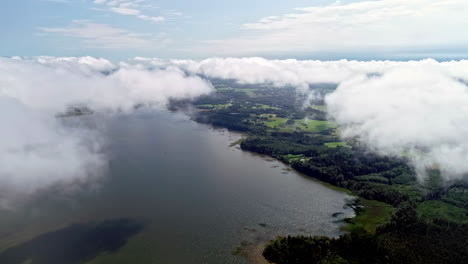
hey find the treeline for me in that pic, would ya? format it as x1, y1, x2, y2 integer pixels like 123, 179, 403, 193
263, 204, 468, 264
194, 110, 269, 134
243, 134, 468, 264
241, 134, 416, 206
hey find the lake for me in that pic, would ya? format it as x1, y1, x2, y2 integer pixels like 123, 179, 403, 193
0, 110, 354, 264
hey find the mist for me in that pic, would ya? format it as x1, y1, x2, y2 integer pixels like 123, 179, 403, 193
0, 57, 213, 207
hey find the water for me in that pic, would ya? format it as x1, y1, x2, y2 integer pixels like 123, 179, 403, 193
0, 110, 354, 264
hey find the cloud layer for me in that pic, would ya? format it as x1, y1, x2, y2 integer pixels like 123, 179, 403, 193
2, 56, 468, 206
0, 57, 212, 206
132, 57, 468, 181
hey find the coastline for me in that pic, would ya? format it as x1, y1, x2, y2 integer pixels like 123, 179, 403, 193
215, 122, 363, 264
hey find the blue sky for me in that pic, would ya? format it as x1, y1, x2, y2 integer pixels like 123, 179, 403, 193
1, 0, 467, 60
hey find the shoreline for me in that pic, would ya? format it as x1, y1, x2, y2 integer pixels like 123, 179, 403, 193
206, 121, 362, 264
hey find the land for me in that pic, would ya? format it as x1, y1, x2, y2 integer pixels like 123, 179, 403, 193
171, 79, 468, 264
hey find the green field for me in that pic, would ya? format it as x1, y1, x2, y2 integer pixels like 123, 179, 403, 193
264, 116, 288, 128
216, 87, 257, 97
417, 200, 468, 224
324, 142, 351, 148
263, 116, 336, 133
294, 119, 336, 133
283, 154, 305, 162
344, 199, 395, 234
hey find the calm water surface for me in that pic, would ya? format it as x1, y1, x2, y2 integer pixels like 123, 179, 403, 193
0, 110, 354, 264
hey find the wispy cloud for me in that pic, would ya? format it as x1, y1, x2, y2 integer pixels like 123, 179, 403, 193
138, 15, 165, 23
94, 0, 165, 23
198, 0, 468, 56
111, 6, 140, 15
38, 20, 170, 49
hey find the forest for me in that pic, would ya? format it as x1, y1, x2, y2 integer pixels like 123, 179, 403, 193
171, 79, 468, 264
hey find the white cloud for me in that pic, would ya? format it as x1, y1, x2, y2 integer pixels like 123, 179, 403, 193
94, 0, 165, 23
2, 56, 213, 112
39, 21, 169, 49
138, 15, 165, 23
199, 0, 468, 56
0, 57, 213, 206
111, 6, 140, 15
326, 65, 468, 181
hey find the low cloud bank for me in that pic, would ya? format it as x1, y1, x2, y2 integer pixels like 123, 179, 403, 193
2, 57, 212, 112
0, 97, 106, 206
133, 57, 468, 181
0, 57, 213, 206
2, 56, 467, 205
326, 66, 468, 181
133, 57, 468, 89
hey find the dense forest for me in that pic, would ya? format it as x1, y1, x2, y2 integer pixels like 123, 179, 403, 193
171, 79, 468, 264
263, 204, 468, 264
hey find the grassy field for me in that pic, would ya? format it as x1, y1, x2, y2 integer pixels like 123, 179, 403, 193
283, 154, 305, 162
216, 87, 257, 97
417, 200, 468, 224
324, 142, 351, 148
264, 116, 288, 128
263, 116, 336, 133
294, 119, 336, 133
344, 199, 395, 234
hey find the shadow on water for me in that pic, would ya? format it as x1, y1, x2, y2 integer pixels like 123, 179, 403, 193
0, 218, 144, 264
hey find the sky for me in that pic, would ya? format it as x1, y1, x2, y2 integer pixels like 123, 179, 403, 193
1, 0, 467, 60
